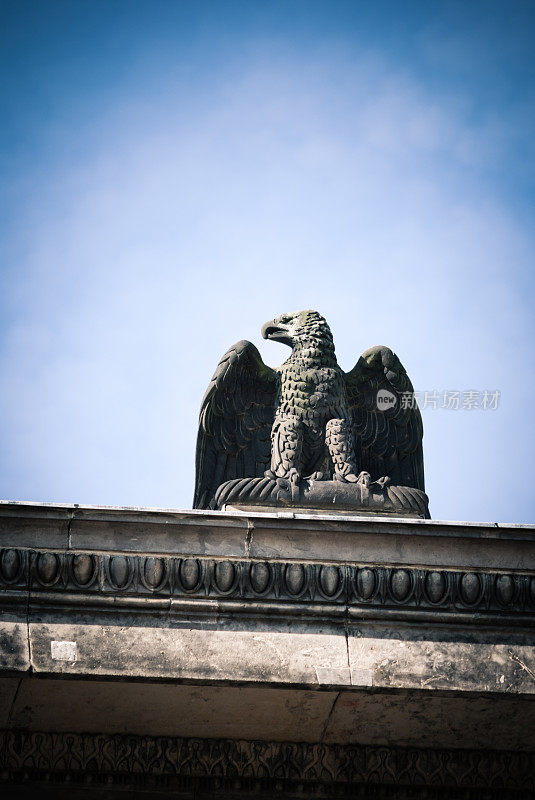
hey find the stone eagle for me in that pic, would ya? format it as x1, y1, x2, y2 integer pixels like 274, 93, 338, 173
194, 310, 424, 510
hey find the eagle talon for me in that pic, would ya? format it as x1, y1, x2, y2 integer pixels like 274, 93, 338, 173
305, 471, 327, 481
288, 468, 300, 485
334, 471, 359, 483
356, 471, 371, 487
272, 470, 301, 502
371, 475, 391, 489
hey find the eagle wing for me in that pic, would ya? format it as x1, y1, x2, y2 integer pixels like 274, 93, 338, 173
194, 340, 279, 509
344, 345, 424, 491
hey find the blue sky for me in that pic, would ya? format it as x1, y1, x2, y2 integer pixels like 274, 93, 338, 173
1, 0, 534, 522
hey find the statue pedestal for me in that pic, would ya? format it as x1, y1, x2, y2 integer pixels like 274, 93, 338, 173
214, 475, 430, 518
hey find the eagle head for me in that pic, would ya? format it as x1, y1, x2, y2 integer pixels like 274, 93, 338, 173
261, 310, 333, 350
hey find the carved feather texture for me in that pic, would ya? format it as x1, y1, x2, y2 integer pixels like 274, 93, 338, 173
194, 316, 425, 509
194, 341, 279, 509
344, 346, 424, 491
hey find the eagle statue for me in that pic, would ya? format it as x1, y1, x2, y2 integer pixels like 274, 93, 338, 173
194, 310, 428, 517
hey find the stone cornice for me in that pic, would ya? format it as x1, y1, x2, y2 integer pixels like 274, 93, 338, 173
2, 501, 535, 698
1, 501, 535, 569
1, 502, 534, 632
1, 548, 534, 628
2, 499, 534, 535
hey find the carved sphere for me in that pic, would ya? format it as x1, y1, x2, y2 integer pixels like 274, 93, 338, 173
143, 557, 165, 589
355, 568, 376, 600
391, 569, 411, 601
214, 561, 235, 592
250, 562, 270, 594
319, 566, 339, 597
425, 571, 446, 604
72, 554, 95, 586
285, 564, 305, 595
109, 556, 129, 588
0, 549, 20, 582
180, 558, 200, 590
461, 573, 480, 605
495, 574, 514, 606
37, 552, 59, 584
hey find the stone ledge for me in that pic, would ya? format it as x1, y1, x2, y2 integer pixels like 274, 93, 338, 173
1, 501, 535, 569
1, 499, 534, 534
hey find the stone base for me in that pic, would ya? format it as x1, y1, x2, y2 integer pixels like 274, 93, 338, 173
214, 476, 430, 518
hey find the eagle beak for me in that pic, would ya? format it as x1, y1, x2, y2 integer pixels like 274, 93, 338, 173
261, 319, 292, 346
261, 320, 276, 339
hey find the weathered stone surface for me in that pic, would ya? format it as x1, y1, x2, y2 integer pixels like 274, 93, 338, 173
348, 633, 535, 694
28, 620, 350, 684
1, 500, 534, 798
69, 513, 249, 556
0, 620, 29, 672
249, 516, 535, 569
3, 501, 534, 569
0, 508, 69, 550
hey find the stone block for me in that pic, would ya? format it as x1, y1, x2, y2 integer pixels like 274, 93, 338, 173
347, 633, 535, 694
28, 620, 350, 685
69, 515, 249, 557
0, 616, 30, 673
